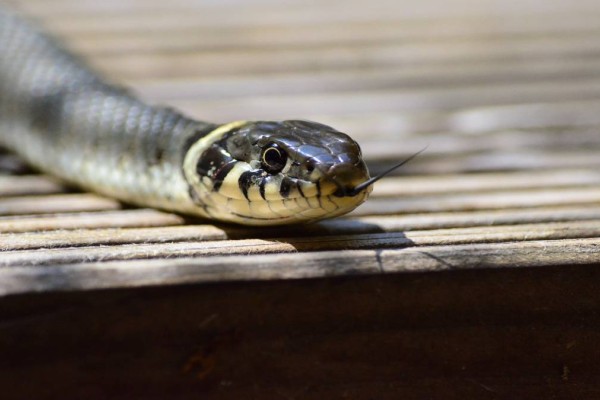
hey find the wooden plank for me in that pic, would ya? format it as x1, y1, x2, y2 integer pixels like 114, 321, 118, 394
2, 219, 599, 253
55, 20, 600, 55
354, 186, 600, 215
1, 204, 599, 241
305, 101, 600, 137
0, 194, 122, 216
131, 59, 600, 102
28, 1, 600, 32
2, 237, 600, 295
170, 79, 600, 122
15, 0, 303, 16
382, 238, 600, 272
372, 169, 600, 196
357, 126, 600, 159
439, 101, 600, 133
0, 219, 596, 265
1, 204, 599, 237
329, 124, 600, 155
1, 225, 229, 250
0, 265, 599, 399
86, 38, 600, 79
17, 0, 600, 18
0, 175, 66, 196
365, 149, 600, 174
0, 251, 380, 295
300, 205, 600, 234
0, 209, 185, 233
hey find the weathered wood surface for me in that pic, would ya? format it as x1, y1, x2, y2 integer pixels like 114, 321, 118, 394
1, 0, 600, 398
0, 0, 600, 293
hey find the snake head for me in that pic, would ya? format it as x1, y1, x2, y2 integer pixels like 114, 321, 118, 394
183, 120, 372, 225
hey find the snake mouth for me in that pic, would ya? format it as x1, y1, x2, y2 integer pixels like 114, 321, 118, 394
332, 147, 429, 197
332, 176, 376, 197
321, 162, 370, 198
332, 185, 365, 197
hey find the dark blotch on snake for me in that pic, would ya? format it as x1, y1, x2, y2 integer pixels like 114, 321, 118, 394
280, 177, 292, 198
239, 170, 264, 200
211, 161, 236, 192
196, 144, 232, 176
259, 179, 267, 200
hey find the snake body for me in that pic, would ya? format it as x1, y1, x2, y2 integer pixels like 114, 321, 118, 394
0, 8, 371, 226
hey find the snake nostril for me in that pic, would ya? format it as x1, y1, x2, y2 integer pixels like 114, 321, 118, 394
327, 163, 368, 188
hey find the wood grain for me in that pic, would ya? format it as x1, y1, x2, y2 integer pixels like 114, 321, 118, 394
2, 237, 600, 296
2, 1, 600, 399
0, 0, 599, 296
0, 193, 122, 216
0, 175, 65, 196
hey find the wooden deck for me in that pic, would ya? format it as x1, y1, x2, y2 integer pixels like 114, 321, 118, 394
1, 0, 600, 398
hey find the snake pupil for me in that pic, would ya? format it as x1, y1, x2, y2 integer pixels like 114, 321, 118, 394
261, 144, 287, 174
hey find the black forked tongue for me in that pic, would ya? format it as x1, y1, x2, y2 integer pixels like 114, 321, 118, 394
344, 146, 427, 197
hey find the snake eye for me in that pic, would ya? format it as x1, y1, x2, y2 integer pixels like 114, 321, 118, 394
261, 143, 287, 174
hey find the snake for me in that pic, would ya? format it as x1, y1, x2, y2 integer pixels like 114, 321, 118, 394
0, 7, 411, 226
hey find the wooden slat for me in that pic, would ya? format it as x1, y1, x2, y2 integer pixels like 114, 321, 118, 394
358, 126, 600, 157
17, 0, 600, 18
364, 148, 600, 174
1, 225, 229, 250
2, 219, 599, 255
2, 237, 600, 295
86, 38, 600, 79
0, 194, 122, 216
170, 79, 600, 122
131, 59, 600, 102
311, 101, 600, 137
0, 209, 186, 233
0, 175, 66, 196
2, 204, 599, 236
324, 205, 600, 233
355, 187, 600, 216
64, 26, 600, 56
29, 2, 600, 32
372, 169, 600, 196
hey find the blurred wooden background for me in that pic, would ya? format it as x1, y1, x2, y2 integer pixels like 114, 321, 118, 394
1, 0, 600, 398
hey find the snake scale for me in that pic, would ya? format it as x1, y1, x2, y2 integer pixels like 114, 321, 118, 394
0, 7, 380, 226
